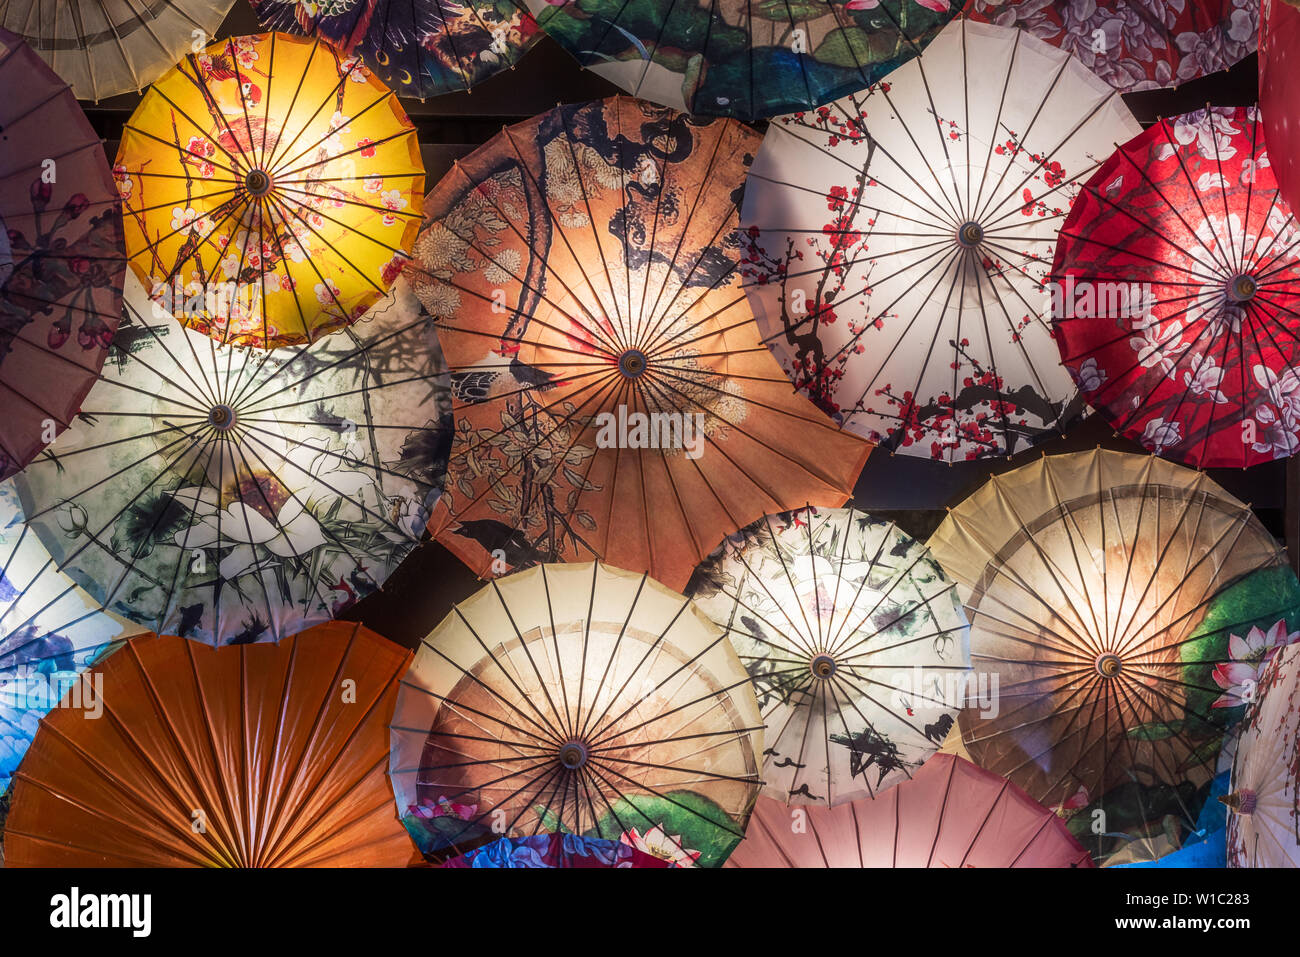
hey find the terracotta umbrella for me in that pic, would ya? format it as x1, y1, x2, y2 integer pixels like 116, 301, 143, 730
412, 96, 870, 590
928, 448, 1300, 860
390, 561, 763, 867
3, 622, 414, 868
727, 753, 1093, 867
0, 29, 126, 482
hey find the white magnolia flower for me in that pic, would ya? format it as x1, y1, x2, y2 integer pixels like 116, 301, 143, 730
1141, 417, 1182, 453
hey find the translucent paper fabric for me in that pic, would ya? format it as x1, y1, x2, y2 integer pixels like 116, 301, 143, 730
740, 20, 1141, 462
115, 33, 425, 348
967, 0, 1257, 92
415, 97, 870, 591
3, 623, 414, 868
13, 272, 451, 646
928, 449, 1300, 861
0, 0, 236, 101
390, 562, 763, 867
251, 0, 540, 100
1261, 0, 1300, 222
442, 833, 675, 868
688, 506, 969, 806
0, 29, 125, 481
727, 754, 1094, 868
0, 481, 144, 791
1052, 107, 1300, 468
525, 0, 964, 121
1227, 642, 1300, 867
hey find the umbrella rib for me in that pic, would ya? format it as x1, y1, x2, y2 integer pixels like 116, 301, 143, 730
585, 754, 749, 841
484, 578, 574, 743
575, 570, 651, 743
261, 42, 355, 174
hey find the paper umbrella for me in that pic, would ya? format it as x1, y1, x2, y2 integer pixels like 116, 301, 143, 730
687, 506, 970, 806
390, 561, 764, 867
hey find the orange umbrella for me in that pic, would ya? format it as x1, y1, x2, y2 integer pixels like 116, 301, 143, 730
411, 97, 871, 590
3, 622, 413, 867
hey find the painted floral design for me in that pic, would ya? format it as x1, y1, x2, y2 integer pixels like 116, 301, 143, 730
12, 273, 451, 645
688, 506, 969, 805
968, 0, 1256, 92
414, 97, 869, 590
0, 30, 126, 482
1052, 107, 1300, 468
741, 20, 1140, 461
442, 832, 676, 868
1211, 619, 1300, 708
114, 33, 424, 348
527, 0, 964, 120
252, 0, 540, 100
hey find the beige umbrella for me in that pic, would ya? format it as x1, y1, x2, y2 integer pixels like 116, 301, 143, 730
928, 448, 1300, 858
389, 561, 763, 867
1, 0, 237, 101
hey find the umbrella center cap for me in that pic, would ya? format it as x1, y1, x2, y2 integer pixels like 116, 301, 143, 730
244, 169, 273, 197
208, 404, 236, 430
619, 349, 648, 379
1095, 653, 1123, 678
957, 221, 984, 247
558, 741, 588, 770
1227, 273, 1257, 303
810, 654, 837, 679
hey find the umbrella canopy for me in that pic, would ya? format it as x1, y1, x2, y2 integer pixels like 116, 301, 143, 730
927, 448, 1300, 860
114, 32, 425, 349
414, 97, 870, 590
390, 561, 764, 867
251, 0, 540, 101
1225, 641, 1300, 866
1261, 0, 1300, 220
11, 271, 450, 646
727, 753, 1094, 867
967, 0, 1257, 91
1, 480, 144, 791
0, 29, 126, 482
687, 506, 969, 806
3, 622, 414, 867
0, 0, 236, 101
740, 19, 1141, 462
1052, 106, 1300, 468
442, 832, 675, 867
524, 0, 965, 122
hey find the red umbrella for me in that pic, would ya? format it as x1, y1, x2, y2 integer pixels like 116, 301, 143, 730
726, 754, 1093, 868
1261, 0, 1300, 215
0, 29, 124, 480
1051, 106, 1300, 467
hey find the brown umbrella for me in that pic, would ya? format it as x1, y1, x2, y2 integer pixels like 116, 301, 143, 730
411, 96, 870, 590
3, 622, 413, 867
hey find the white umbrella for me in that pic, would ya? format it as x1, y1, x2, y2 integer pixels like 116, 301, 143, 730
739, 18, 1141, 461
688, 506, 969, 806
1226, 641, 1300, 867
12, 272, 450, 645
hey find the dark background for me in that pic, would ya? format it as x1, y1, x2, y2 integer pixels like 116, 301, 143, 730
79, 5, 1296, 650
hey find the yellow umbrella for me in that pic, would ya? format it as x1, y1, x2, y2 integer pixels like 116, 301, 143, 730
115, 33, 424, 349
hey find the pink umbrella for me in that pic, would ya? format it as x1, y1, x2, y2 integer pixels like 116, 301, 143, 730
727, 754, 1094, 867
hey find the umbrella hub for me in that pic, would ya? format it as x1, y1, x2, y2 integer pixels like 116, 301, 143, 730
207, 404, 237, 430
558, 740, 589, 770
618, 349, 648, 379
243, 169, 273, 198
1219, 789, 1257, 814
1226, 273, 1257, 303
957, 221, 984, 248
810, 654, 838, 679
1094, 653, 1123, 678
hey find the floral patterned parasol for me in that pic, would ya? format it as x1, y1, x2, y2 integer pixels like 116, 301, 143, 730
115, 33, 425, 348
